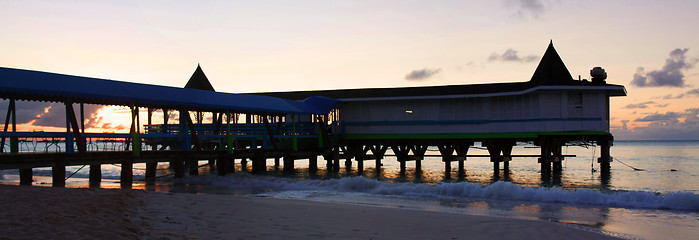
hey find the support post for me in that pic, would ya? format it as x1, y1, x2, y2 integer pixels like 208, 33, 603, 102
411, 145, 427, 172
283, 156, 294, 172
121, 157, 133, 188
5, 100, 31, 185
309, 155, 318, 172
439, 145, 455, 178
187, 159, 199, 176
456, 144, 470, 174
252, 157, 266, 174
173, 158, 185, 179
485, 141, 503, 180
216, 156, 228, 175
19, 169, 33, 186
391, 144, 410, 174
52, 160, 66, 188
292, 114, 298, 151
330, 146, 340, 172
539, 139, 552, 182
89, 164, 101, 188
216, 155, 231, 176
66, 102, 86, 153
65, 102, 74, 154
370, 144, 388, 170
241, 158, 248, 171
598, 137, 613, 174
552, 143, 563, 175
501, 142, 514, 175
145, 160, 157, 183
356, 154, 364, 174
226, 157, 235, 174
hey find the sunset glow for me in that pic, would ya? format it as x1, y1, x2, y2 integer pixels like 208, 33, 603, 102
2, 0, 698, 140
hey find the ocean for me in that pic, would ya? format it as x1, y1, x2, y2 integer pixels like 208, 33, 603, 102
1, 140, 698, 239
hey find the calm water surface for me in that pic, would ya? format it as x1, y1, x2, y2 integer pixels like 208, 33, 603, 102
2, 140, 698, 240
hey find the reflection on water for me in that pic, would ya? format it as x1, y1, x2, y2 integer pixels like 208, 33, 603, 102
1, 141, 698, 240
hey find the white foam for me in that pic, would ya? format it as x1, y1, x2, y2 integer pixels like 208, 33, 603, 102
181, 174, 699, 212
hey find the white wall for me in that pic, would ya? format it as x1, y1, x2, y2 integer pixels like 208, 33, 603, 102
339, 90, 610, 135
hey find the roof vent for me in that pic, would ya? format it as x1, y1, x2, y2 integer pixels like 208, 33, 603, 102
590, 67, 607, 84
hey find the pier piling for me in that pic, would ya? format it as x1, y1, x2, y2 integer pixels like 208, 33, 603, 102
283, 156, 294, 172
120, 157, 133, 186
19, 169, 32, 186
52, 160, 66, 188
145, 161, 157, 182
173, 159, 185, 178
252, 157, 266, 173
89, 164, 101, 188
309, 155, 318, 172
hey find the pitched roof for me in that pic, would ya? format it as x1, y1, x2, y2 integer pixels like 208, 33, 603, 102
529, 41, 576, 85
184, 64, 215, 91
254, 42, 626, 100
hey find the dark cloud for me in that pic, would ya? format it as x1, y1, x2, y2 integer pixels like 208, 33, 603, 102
631, 48, 697, 87
635, 112, 682, 123
620, 120, 630, 131
507, 0, 547, 19
615, 108, 699, 140
662, 94, 685, 99
32, 103, 102, 128
0, 100, 103, 129
688, 89, 699, 96
405, 68, 441, 81
0, 101, 52, 124
488, 49, 538, 63
624, 101, 655, 109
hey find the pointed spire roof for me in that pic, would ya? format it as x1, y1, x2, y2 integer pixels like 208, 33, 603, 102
529, 41, 576, 85
184, 64, 215, 91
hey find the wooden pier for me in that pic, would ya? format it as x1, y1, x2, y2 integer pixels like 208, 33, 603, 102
1, 42, 624, 187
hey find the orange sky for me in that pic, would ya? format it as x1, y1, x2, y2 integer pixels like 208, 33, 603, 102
1, 1, 698, 140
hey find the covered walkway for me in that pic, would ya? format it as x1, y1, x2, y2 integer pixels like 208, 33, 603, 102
0, 66, 341, 187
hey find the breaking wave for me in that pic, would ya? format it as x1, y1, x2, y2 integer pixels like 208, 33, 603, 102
183, 174, 699, 211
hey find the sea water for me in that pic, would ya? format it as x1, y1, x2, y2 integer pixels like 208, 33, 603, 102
1, 140, 698, 239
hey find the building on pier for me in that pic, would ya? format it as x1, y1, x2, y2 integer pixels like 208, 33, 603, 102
256, 41, 627, 177
0, 41, 628, 187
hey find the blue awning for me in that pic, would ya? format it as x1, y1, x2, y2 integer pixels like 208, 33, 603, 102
0, 67, 340, 114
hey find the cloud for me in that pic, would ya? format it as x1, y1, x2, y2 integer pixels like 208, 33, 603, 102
635, 111, 682, 123
631, 48, 697, 87
405, 68, 441, 81
0, 100, 103, 129
624, 101, 655, 109
507, 0, 547, 19
688, 89, 699, 96
662, 94, 685, 99
0, 101, 52, 124
614, 108, 699, 140
488, 49, 538, 63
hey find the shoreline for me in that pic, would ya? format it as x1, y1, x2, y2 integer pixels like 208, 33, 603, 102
1, 185, 621, 240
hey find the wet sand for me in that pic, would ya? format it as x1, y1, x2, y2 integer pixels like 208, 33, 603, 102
0, 185, 620, 240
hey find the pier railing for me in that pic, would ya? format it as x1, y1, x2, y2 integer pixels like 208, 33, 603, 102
0, 122, 325, 154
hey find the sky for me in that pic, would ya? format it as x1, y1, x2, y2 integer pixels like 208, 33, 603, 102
1, 0, 698, 140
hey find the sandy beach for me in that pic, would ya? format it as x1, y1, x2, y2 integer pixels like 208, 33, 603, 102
0, 185, 620, 240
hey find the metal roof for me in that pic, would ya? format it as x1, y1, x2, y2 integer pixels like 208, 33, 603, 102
0, 67, 340, 114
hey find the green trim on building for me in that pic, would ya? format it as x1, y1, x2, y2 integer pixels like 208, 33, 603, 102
342, 131, 609, 140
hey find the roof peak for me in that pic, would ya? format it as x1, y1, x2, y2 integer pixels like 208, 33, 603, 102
529, 41, 575, 85
185, 64, 215, 91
